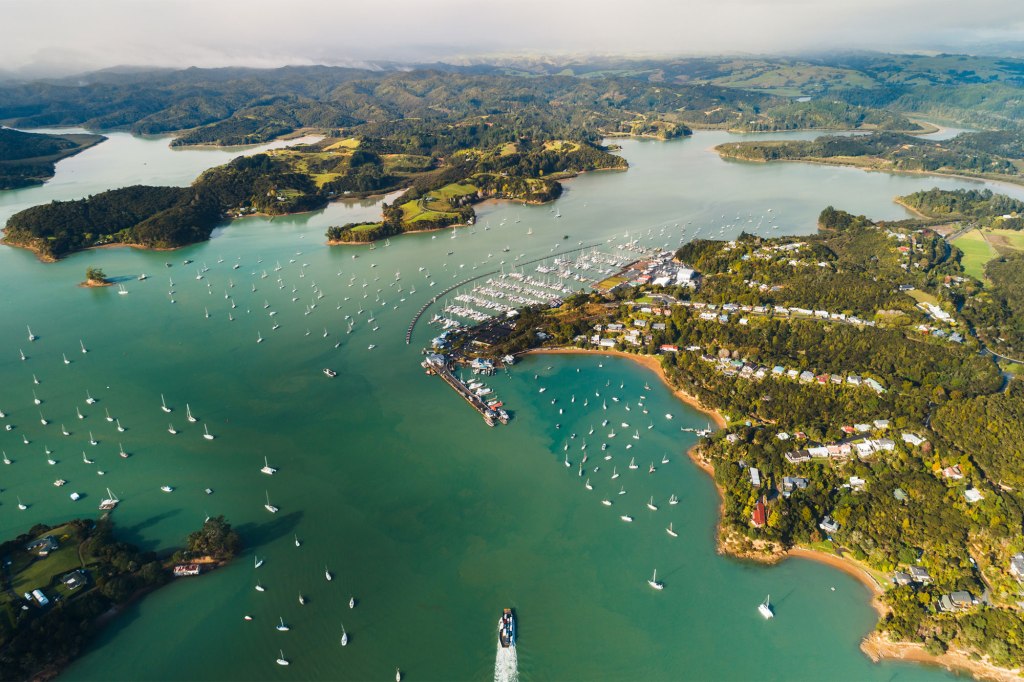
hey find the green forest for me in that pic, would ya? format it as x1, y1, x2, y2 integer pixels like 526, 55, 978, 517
0, 128, 104, 189
465, 205, 1024, 668
716, 131, 1024, 184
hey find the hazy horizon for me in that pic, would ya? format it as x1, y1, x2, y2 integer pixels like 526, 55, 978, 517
3, 0, 1024, 78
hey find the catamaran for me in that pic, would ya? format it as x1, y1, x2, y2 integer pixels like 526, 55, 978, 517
264, 491, 278, 514
160, 485, 174, 493
758, 595, 774, 619
669, 494, 679, 505
261, 457, 277, 475
648, 569, 664, 590
86, 391, 97, 404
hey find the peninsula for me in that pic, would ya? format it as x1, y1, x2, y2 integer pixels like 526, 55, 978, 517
0, 516, 241, 681
0, 127, 105, 189
439, 197, 1024, 679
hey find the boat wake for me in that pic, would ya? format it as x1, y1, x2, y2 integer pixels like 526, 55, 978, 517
494, 643, 518, 682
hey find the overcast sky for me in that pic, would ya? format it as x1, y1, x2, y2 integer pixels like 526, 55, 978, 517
4, 0, 1024, 75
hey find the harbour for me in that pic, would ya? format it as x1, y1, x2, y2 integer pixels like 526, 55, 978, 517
0, 130, 1007, 680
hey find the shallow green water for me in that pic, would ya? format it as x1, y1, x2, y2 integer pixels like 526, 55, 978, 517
2, 131, 1010, 680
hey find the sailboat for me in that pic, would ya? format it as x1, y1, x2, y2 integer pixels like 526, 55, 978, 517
119, 443, 129, 458
17, 497, 27, 511
647, 496, 658, 511
611, 467, 619, 479
203, 425, 214, 440
82, 452, 95, 464
261, 457, 277, 475
33, 391, 41, 405
349, 597, 355, 609
667, 522, 678, 538
63, 353, 70, 365
105, 409, 113, 422
255, 555, 264, 569
276, 617, 289, 632
186, 404, 197, 423
669, 494, 679, 505
88, 432, 97, 446
255, 581, 265, 592
340, 624, 348, 646
647, 569, 664, 590
99, 488, 119, 510
86, 390, 98, 404
325, 566, 333, 581
76, 407, 84, 420
276, 650, 289, 666
80, 340, 88, 353
27, 326, 36, 341
168, 423, 177, 435
61, 425, 69, 436
116, 419, 125, 432
264, 491, 278, 513
2, 451, 10, 465
758, 595, 774, 619
161, 394, 172, 413
585, 478, 592, 490
628, 457, 638, 470
294, 534, 301, 547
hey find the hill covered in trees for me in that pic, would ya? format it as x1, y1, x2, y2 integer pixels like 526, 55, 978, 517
715, 130, 1024, 185
0, 127, 104, 189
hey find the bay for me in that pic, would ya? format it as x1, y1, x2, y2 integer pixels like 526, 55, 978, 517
2, 130, 1008, 680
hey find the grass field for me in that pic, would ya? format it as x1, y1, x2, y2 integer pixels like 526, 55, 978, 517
987, 228, 1024, 253
401, 182, 477, 224
5, 525, 84, 606
954, 230, 998, 281
905, 289, 940, 306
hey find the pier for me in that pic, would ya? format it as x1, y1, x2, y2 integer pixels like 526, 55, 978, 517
425, 357, 503, 426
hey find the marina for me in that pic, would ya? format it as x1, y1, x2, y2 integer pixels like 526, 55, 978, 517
0, 130, 993, 681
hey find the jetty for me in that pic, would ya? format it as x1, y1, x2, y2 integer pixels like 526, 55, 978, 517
422, 355, 508, 426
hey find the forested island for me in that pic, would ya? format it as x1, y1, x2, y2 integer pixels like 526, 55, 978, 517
0, 128, 104, 189
448, 196, 1024, 678
715, 130, 1024, 186
0, 516, 240, 680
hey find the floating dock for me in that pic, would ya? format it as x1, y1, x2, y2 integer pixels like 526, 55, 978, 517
423, 356, 508, 426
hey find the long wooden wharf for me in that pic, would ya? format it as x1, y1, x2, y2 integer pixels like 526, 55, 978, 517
431, 361, 498, 425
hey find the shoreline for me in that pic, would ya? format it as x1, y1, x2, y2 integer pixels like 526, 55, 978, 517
524, 345, 1013, 681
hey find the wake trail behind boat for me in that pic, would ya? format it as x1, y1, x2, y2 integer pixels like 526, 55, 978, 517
494, 643, 518, 682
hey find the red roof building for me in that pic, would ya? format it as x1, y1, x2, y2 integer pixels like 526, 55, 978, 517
752, 498, 768, 528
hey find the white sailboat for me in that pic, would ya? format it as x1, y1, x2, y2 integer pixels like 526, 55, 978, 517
63, 353, 70, 365
759, 595, 774, 619
666, 522, 678, 538
86, 391, 97, 404
27, 326, 36, 341
255, 581, 265, 592
186, 404, 197, 423
349, 597, 355, 609
99, 488, 119, 511
161, 394, 172, 413
168, 423, 177, 435
294, 534, 301, 547
17, 497, 27, 510
276, 650, 289, 666
80, 340, 88, 354
325, 566, 332, 581
255, 555, 264, 569
261, 457, 277, 475
276, 617, 289, 632
647, 569, 664, 590
264, 491, 278, 513
647, 496, 658, 511
203, 424, 214, 440
340, 624, 348, 646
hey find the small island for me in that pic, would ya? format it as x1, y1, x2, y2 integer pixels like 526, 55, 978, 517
0, 128, 105, 190
81, 266, 111, 288
0, 516, 240, 681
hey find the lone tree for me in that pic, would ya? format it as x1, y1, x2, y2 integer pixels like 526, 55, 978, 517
85, 266, 108, 283
184, 515, 242, 560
